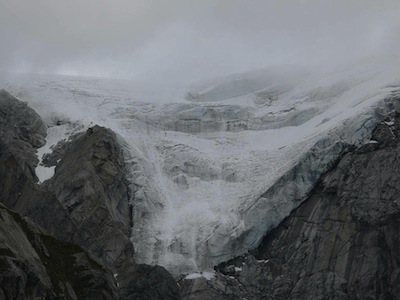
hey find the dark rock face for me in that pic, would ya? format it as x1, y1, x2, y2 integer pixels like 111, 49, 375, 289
0, 89, 134, 273
118, 264, 181, 300
0, 90, 46, 207
0, 89, 47, 150
0, 203, 119, 299
0, 90, 181, 299
180, 119, 400, 299
41, 125, 134, 271
253, 122, 400, 299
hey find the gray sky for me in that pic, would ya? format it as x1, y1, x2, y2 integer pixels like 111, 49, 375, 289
1, 0, 399, 83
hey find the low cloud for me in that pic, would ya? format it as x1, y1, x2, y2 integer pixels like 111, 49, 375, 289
1, 0, 399, 83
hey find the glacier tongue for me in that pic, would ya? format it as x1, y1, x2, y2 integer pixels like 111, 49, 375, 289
1, 61, 400, 275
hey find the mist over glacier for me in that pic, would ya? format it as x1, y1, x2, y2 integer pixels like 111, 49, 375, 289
1, 59, 400, 275
1, 0, 400, 277
1, 0, 400, 82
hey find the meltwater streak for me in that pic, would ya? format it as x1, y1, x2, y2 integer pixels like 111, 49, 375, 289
1, 61, 399, 275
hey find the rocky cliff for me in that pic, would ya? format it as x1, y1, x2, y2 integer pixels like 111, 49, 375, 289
0, 203, 118, 299
179, 96, 400, 299
0, 90, 180, 299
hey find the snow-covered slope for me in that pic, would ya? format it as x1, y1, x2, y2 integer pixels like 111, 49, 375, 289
1, 60, 399, 275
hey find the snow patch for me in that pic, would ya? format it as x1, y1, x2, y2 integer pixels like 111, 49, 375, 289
35, 124, 68, 182
35, 121, 90, 182
184, 271, 215, 281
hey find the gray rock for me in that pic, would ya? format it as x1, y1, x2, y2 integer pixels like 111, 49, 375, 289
0, 89, 47, 149
0, 203, 119, 300
2, 123, 134, 274
119, 264, 181, 300
41, 125, 134, 272
0, 91, 181, 299
181, 99, 400, 299
0, 90, 47, 207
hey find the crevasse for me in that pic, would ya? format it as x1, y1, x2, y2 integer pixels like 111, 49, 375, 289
1, 60, 399, 276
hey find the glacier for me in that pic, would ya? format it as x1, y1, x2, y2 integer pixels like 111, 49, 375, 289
1, 59, 400, 276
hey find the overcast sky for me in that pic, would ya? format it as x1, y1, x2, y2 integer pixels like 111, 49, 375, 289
0, 0, 399, 83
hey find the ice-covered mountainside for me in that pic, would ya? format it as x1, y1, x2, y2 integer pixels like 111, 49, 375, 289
1, 60, 400, 276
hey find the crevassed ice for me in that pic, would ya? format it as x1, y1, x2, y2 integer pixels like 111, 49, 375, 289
1, 60, 399, 276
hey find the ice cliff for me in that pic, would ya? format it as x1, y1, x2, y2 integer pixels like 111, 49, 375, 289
1, 60, 400, 276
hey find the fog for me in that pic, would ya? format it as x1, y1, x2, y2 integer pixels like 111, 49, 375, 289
0, 0, 399, 83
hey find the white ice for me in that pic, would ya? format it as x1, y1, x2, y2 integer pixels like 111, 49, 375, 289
184, 271, 215, 281
1, 59, 400, 276
35, 124, 67, 182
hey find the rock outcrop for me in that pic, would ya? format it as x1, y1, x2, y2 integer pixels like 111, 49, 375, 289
0, 89, 134, 273
40, 125, 180, 298
0, 203, 118, 299
41, 125, 134, 271
118, 264, 181, 300
179, 101, 400, 299
0, 90, 180, 299
0, 89, 46, 207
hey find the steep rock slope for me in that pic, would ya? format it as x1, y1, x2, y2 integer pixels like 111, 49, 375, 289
41, 125, 180, 298
0, 90, 180, 299
0, 89, 46, 207
256, 115, 400, 299
0, 89, 133, 273
179, 95, 400, 299
0, 203, 119, 299
41, 125, 134, 271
